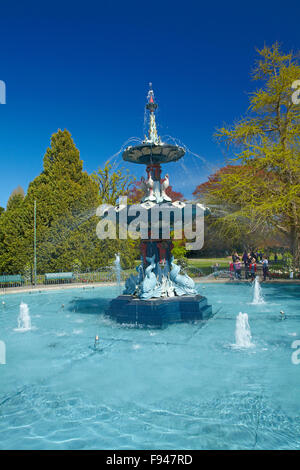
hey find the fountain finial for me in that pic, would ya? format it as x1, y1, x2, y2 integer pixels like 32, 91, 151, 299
122, 85, 185, 164
146, 83, 157, 111
146, 83, 159, 144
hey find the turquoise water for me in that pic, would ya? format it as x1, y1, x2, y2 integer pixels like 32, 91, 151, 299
0, 282, 300, 450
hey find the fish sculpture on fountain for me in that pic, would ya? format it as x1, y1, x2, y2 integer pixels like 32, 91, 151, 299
123, 274, 137, 296
170, 257, 197, 296
123, 259, 145, 295
140, 255, 162, 300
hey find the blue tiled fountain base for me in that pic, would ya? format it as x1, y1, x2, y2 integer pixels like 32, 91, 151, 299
106, 294, 212, 327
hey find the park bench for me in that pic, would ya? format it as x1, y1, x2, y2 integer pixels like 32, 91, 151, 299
0, 274, 24, 287
44, 272, 75, 284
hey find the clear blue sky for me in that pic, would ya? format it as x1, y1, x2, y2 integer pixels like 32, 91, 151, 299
0, 0, 299, 207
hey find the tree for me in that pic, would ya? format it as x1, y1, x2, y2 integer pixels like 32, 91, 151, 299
92, 162, 136, 205
166, 185, 184, 202
193, 165, 241, 199
172, 239, 187, 259
127, 181, 144, 204
0, 130, 101, 273
0, 192, 31, 273
0, 131, 139, 274
193, 165, 264, 252
200, 44, 300, 264
6, 186, 25, 211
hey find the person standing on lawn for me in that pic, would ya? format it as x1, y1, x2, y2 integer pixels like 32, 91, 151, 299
262, 256, 271, 281
229, 261, 234, 280
250, 258, 257, 281
244, 253, 251, 280
234, 258, 242, 280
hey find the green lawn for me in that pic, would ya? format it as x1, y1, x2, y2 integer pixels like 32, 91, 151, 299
187, 258, 230, 269
135, 257, 230, 269
187, 255, 283, 269
135, 255, 284, 271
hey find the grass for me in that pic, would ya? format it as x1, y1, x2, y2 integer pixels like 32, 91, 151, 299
135, 255, 285, 272
187, 254, 284, 270
135, 257, 230, 270
187, 258, 230, 269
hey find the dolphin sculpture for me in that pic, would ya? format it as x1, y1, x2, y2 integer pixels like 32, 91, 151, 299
170, 257, 197, 296
140, 255, 161, 300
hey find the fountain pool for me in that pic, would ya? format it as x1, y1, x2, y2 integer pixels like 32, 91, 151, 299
0, 282, 300, 450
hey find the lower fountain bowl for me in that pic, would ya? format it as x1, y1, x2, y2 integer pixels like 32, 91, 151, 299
106, 294, 212, 328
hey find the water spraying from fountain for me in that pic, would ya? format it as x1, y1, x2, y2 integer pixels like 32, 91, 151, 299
107, 137, 145, 170
158, 134, 218, 198
252, 277, 265, 305
15, 302, 31, 331
114, 253, 122, 293
234, 312, 254, 348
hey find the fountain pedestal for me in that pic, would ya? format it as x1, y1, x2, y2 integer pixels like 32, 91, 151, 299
106, 294, 212, 328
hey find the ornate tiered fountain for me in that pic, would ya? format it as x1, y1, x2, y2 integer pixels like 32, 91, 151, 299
106, 85, 212, 327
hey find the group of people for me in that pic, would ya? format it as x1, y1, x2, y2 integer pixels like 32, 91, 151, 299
229, 250, 271, 281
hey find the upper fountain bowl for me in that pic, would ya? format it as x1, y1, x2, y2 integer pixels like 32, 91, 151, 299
122, 143, 185, 165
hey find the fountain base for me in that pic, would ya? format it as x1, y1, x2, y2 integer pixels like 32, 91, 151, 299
106, 294, 212, 328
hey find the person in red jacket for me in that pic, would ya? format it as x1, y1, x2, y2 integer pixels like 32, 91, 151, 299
229, 261, 234, 279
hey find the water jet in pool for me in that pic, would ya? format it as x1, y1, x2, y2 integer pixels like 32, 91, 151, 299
14, 302, 31, 332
